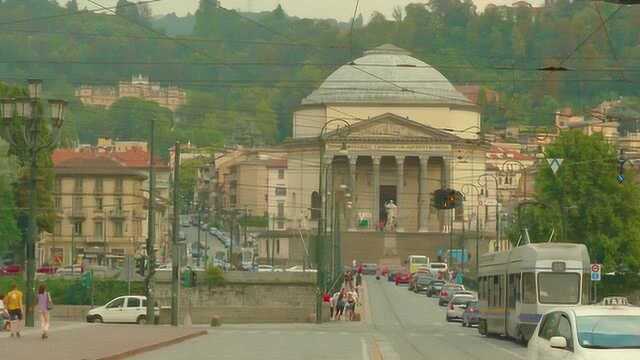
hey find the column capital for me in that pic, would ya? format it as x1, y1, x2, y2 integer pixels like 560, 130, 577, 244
348, 155, 358, 166
419, 156, 430, 166
394, 155, 405, 166
323, 155, 334, 165
371, 155, 381, 166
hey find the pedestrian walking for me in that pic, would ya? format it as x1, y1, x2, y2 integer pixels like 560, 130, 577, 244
5, 283, 24, 338
37, 284, 53, 339
355, 271, 362, 289
0, 293, 10, 331
335, 288, 347, 320
345, 271, 354, 290
329, 291, 339, 319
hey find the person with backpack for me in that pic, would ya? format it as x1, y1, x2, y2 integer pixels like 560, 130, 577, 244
37, 284, 53, 339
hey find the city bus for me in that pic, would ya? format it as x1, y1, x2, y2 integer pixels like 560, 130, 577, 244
407, 255, 429, 274
477, 243, 591, 344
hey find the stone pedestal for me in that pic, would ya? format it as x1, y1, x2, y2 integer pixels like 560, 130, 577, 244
383, 232, 398, 257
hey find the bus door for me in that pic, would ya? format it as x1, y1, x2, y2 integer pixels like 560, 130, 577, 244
506, 273, 521, 337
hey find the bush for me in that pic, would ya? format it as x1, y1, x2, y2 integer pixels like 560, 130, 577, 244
205, 266, 225, 288
0, 277, 144, 305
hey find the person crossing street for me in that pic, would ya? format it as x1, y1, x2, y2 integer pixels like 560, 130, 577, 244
5, 283, 24, 338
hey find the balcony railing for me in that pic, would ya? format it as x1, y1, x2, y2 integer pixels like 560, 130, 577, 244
108, 209, 129, 219
69, 208, 86, 219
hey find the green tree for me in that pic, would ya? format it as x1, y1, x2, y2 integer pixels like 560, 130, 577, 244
66, 0, 79, 12
0, 140, 20, 255
517, 131, 640, 272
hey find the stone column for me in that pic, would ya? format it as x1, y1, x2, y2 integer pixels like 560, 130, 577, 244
372, 156, 381, 231
419, 156, 430, 232
395, 155, 405, 232
348, 155, 357, 231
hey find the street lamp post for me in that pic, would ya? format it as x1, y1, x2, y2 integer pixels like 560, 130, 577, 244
0, 80, 67, 327
461, 184, 480, 278
316, 118, 351, 324
478, 174, 500, 252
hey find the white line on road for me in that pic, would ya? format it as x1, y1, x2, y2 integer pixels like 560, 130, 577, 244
361, 337, 370, 360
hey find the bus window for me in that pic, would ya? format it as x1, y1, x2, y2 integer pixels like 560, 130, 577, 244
538, 272, 580, 304
522, 272, 536, 304
508, 274, 520, 309
582, 274, 591, 304
493, 276, 499, 307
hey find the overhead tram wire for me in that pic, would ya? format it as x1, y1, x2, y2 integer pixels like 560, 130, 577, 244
85, 0, 363, 124
0, 0, 163, 27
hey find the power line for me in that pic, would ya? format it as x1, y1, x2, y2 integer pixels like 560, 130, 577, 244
0, 0, 163, 27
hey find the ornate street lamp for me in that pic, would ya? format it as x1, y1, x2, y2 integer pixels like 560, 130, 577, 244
0, 80, 66, 328
315, 118, 352, 324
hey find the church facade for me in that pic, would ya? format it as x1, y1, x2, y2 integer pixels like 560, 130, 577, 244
279, 45, 494, 265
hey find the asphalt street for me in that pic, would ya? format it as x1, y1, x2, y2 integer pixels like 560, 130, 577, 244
133, 276, 528, 360
181, 224, 226, 267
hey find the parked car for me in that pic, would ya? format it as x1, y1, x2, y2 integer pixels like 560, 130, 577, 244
37, 265, 58, 274
461, 301, 480, 327
446, 293, 476, 322
426, 280, 446, 297
360, 263, 377, 275
413, 275, 435, 293
257, 265, 274, 272
599, 296, 630, 306
385, 265, 403, 281
527, 306, 640, 360
55, 265, 83, 275
86, 296, 159, 324
286, 265, 317, 272
395, 270, 411, 285
438, 284, 465, 306
1, 264, 22, 275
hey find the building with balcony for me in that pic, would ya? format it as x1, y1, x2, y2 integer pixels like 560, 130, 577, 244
39, 142, 170, 267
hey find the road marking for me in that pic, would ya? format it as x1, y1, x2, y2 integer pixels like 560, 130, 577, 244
456, 333, 467, 336
267, 331, 281, 335
433, 333, 444, 337
483, 341, 526, 360
360, 337, 370, 360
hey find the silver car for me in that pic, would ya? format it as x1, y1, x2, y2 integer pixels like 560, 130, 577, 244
438, 284, 465, 306
446, 294, 476, 322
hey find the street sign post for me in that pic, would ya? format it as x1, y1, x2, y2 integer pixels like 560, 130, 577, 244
591, 263, 601, 281
547, 158, 564, 175
591, 263, 602, 303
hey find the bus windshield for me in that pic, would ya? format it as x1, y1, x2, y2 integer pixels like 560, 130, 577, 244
410, 256, 428, 264
538, 272, 580, 304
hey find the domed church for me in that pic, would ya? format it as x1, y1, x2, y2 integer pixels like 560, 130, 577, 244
282, 44, 489, 263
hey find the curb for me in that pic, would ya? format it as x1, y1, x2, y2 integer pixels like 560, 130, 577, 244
96, 330, 208, 360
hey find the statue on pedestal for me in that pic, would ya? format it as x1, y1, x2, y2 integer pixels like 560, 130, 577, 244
384, 200, 398, 232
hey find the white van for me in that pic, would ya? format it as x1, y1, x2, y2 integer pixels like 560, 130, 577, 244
427, 262, 448, 274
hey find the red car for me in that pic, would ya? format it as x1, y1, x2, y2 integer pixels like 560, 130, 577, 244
37, 265, 58, 274
1, 264, 22, 275
395, 271, 411, 285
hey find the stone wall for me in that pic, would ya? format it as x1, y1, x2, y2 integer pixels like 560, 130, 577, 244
154, 271, 317, 324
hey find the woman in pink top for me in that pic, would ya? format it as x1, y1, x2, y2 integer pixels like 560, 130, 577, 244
36, 284, 52, 339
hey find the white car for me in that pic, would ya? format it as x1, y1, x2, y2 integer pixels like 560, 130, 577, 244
527, 306, 640, 360
86, 296, 158, 324
257, 265, 274, 272
286, 265, 317, 272
446, 293, 476, 322
427, 262, 448, 274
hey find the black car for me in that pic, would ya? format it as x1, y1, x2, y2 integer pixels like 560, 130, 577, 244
414, 276, 435, 293
426, 280, 446, 297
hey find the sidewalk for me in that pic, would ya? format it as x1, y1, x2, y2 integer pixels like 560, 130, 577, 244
0, 322, 207, 360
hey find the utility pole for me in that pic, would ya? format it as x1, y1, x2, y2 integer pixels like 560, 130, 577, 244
197, 209, 201, 267
171, 142, 180, 326
145, 119, 157, 325
449, 209, 454, 271
229, 212, 234, 269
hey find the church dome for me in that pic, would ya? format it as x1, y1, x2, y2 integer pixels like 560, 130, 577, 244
301, 44, 472, 107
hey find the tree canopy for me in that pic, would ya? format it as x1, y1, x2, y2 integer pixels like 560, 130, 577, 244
516, 131, 640, 272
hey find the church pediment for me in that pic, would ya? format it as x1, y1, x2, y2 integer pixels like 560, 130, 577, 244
329, 113, 461, 141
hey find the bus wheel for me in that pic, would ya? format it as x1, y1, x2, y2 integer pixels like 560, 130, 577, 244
517, 329, 528, 347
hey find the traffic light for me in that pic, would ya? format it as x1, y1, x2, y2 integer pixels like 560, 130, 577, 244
136, 257, 146, 277
431, 189, 463, 210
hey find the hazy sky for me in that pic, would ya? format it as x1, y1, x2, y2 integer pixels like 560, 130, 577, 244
69, 0, 544, 22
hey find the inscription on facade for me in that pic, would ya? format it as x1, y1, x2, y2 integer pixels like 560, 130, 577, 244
326, 143, 451, 152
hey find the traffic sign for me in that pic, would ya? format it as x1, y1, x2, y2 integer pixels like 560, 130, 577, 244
591, 263, 602, 282
547, 158, 564, 175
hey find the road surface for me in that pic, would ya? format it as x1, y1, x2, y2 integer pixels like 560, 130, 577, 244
134, 276, 528, 359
